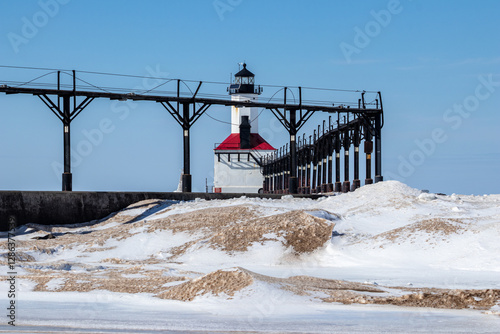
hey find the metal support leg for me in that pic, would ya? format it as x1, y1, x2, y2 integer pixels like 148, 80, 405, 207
335, 151, 341, 192
301, 165, 305, 193
297, 165, 304, 194
305, 161, 311, 194
352, 125, 361, 191
275, 172, 278, 194
365, 140, 373, 185
62, 95, 72, 191
279, 171, 282, 193
264, 169, 268, 193
375, 112, 383, 183
276, 162, 280, 193
281, 171, 284, 193
352, 146, 361, 190
274, 167, 278, 194
289, 112, 298, 193
182, 103, 192, 192
275, 170, 279, 194
312, 164, 317, 193
322, 157, 327, 192
317, 160, 322, 193
342, 150, 350, 193
327, 155, 333, 192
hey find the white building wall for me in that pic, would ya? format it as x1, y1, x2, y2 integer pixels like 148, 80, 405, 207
213, 150, 274, 193
230, 94, 259, 134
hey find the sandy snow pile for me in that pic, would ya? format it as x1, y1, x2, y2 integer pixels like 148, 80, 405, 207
1, 181, 500, 316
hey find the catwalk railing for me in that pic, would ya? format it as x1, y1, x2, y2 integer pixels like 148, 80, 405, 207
261, 104, 384, 194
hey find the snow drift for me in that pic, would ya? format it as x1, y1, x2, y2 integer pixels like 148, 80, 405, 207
1, 181, 500, 322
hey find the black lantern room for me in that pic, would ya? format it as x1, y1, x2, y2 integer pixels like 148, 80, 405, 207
228, 63, 262, 95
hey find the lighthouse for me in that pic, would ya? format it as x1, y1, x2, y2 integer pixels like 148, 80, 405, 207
213, 64, 275, 193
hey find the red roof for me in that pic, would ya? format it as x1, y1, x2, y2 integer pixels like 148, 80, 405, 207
215, 133, 275, 151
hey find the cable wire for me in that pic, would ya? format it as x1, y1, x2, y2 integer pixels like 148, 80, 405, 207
12, 71, 58, 88
0, 64, 379, 94
60, 71, 114, 94
205, 87, 286, 127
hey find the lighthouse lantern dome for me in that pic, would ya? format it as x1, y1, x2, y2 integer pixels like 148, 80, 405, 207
229, 63, 262, 95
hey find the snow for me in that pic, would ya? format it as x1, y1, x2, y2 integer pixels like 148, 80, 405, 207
1, 292, 499, 333
45, 278, 66, 291
1, 181, 499, 332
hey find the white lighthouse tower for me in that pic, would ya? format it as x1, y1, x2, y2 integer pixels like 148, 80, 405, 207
213, 64, 275, 193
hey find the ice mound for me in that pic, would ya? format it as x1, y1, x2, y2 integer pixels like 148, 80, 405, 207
328, 180, 422, 203
352, 180, 423, 198
310, 181, 500, 271
310, 181, 425, 222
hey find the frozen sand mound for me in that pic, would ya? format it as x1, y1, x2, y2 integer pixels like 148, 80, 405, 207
1, 181, 500, 316
148, 205, 334, 254
158, 268, 254, 301
11, 203, 336, 265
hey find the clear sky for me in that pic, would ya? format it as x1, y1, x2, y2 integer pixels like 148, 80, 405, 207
0, 0, 498, 195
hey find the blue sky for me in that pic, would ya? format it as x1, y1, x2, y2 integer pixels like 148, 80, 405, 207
0, 0, 499, 195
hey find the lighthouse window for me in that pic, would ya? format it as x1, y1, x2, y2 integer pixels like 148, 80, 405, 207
241, 77, 249, 84
249, 77, 254, 84
235, 77, 241, 84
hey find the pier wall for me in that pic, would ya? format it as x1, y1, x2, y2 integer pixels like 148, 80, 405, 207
0, 191, 318, 231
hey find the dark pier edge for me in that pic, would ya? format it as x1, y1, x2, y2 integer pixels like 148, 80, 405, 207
0, 191, 321, 232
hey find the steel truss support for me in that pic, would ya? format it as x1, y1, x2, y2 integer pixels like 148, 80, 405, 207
37, 72, 94, 191
268, 88, 315, 194
159, 81, 210, 192
62, 96, 71, 191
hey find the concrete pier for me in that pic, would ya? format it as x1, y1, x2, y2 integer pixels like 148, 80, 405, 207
0, 191, 320, 231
